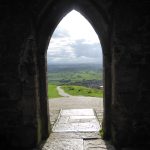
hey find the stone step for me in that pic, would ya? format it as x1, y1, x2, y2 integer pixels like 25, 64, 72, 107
49, 132, 101, 139
42, 109, 115, 150
52, 109, 101, 132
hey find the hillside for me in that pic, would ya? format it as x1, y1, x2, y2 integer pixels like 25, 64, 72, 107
47, 63, 103, 88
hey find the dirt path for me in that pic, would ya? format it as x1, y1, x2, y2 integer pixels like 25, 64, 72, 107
57, 86, 71, 97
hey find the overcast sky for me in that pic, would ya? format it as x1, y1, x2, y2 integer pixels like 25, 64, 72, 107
47, 10, 102, 64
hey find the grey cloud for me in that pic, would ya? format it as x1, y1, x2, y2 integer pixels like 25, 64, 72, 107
53, 28, 70, 38
48, 47, 73, 58
70, 39, 102, 58
47, 35, 102, 64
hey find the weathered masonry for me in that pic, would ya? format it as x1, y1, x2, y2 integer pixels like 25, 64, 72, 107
0, 0, 150, 149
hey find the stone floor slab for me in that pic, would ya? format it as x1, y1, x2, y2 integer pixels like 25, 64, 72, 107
60, 109, 95, 116
52, 109, 100, 132
84, 139, 115, 150
70, 115, 96, 120
49, 96, 103, 128
49, 132, 101, 139
53, 122, 100, 132
42, 107, 116, 150
42, 139, 83, 150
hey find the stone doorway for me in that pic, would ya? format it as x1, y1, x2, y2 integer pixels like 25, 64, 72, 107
0, 0, 149, 149
42, 7, 109, 149
37, 2, 112, 142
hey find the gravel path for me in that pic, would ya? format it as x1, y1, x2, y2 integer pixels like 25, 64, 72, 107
57, 86, 71, 97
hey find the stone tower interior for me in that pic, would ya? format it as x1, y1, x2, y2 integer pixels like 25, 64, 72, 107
0, 0, 150, 149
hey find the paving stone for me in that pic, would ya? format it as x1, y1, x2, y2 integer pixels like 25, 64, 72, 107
49, 97, 103, 129
58, 116, 70, 124
69, 116, 97, 123
49, 132, 101, 139
60, 109, 95, 116
52, 109, 100, 132
42, 108, 115, 150
84, 139, 115, 150
42, 139, 83, 150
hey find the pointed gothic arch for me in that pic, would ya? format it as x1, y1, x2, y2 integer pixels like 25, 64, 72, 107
36, 0, 112, 141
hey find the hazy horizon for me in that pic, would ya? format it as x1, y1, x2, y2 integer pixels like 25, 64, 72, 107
47, 62, 102, 65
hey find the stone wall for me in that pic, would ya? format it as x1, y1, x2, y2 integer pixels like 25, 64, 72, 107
0, 0, 150, 149
0, 1, 45, 149
111, 1, 150, 148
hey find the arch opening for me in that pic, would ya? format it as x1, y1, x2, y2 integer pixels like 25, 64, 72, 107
47, 10, 104, 131
37, 1, 112, 143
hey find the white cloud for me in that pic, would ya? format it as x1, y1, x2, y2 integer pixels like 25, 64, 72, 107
47, 10, 102, 64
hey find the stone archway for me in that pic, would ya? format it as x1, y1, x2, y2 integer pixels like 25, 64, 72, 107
1, 0, 149, 149
36, 0, 112, 142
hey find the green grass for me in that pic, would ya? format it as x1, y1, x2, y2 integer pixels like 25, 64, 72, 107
62, 85, 103, 97
48, 84, 61, 98
99, 128, 104, 138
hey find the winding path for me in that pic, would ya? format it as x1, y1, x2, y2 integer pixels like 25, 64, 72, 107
57, 86, 71, 97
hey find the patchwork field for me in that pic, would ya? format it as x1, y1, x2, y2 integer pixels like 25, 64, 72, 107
47, 64, 103, 98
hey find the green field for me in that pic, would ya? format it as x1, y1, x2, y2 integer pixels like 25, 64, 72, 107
47, 64, 103, 98
48, 70, 102, 85
62, 85, 103, 97
48, 84, 61, 98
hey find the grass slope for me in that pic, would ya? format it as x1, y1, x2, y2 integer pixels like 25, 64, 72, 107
48, 84, 61, 98
62, 85, 103, 98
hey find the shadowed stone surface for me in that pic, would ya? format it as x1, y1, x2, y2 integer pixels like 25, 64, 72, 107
49, 132, 101, 139
42, 139, 83, 150
42, 137, 116, 150
84, 139, 115, 150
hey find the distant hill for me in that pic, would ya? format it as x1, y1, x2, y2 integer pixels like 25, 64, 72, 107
47, 63, 103, 73
47, 63, 103, 88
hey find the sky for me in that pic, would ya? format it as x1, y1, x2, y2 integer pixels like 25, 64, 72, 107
47, 10, 102, 64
